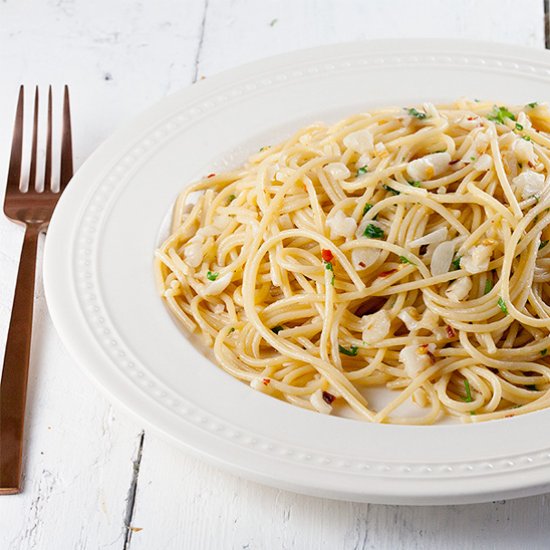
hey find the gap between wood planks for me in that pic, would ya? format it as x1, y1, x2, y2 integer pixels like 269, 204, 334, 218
123, 431, 145, 549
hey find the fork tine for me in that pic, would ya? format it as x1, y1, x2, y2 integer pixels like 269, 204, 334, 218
6, 86, 24, 193
44, 86, 52, 190
27, 87, 39, 191
59, 85, 73, 189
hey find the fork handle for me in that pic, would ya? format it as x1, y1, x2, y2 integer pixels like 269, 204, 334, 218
0, 223, 41, 494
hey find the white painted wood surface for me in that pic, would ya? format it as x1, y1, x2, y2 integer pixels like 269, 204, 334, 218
0, 0, 549, 548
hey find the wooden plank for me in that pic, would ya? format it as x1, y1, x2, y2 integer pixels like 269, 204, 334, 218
0, 1, 204, 548
197, 0, 545, 76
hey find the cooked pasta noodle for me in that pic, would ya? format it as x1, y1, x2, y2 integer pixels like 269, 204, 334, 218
155, 99, 550, 424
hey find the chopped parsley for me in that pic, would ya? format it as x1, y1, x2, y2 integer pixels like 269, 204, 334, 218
272, 325, 284, 334
497, 297, 508, 315
527, 102, 538, 108
399, 256, 415, 265
463, 379, 473, 403
406, 107, 427, 119
207, 271, 219, 281
227, 194, 237, 204
324, 260, 335, 286
229, 327, 235, 333
470, 156, 476, 162
522, 135, 531, 141
259, 145, 270, 152
487, 105, 516, 124
356, 165, 368, 176
541, 348, 548, 357
382, 184, 400, 195
269, 18, 278, 26
364, 223, 385, 239
362, 203, 373, 216
338, 344, 359, 357
408, 180, 422, 188
515, 123, 524, 131
451, 256, 462, 271
484, 279, 493, 295
539, 240, 548, 250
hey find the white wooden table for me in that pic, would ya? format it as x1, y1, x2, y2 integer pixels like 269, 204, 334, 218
1, 1, 550, 548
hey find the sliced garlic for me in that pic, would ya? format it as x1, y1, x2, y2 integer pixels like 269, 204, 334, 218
325, 162, 351, 180
408, 227, 448, 248
445, 276, 472, 302
202, 272, 232, 296
399, 343, 436, 379
406, 152, 451, 181
343, 128, 374, 154
326, 210, 357, 239
351, 248, 379, 270
362, 310, 391, 344
184, 241, 204, 268
512, 170, 546, 199
474, 154, 493, 171
460, 244, 494, 274
513, 137, 537, 165
430, 241, 456, 276
310, 389, 333, 414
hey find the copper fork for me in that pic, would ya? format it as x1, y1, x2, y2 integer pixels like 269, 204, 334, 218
0, 85, 73, 494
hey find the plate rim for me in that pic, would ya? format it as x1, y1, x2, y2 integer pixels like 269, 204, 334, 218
44, 38, 550, 504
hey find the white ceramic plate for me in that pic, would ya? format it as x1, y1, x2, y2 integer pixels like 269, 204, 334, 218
44, 39, 550, 505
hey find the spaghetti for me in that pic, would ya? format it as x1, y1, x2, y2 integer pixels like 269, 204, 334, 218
155, 99, 550, 424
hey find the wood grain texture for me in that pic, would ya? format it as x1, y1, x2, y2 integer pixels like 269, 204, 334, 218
0, 0, 549, 548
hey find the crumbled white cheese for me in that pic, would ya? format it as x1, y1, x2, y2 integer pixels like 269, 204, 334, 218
408, 227, 448, 248
445, 276, 472, 302
351, 248, 379, 270
325, 162, 351, 180
406, 152, 451, 181
202, 272, 232, 296
399, 343, 436, 379
460, 244, 494, 274
362, 310, 391, 345
327, 210, 357, 239
513, 137, 537, 164
310, 388, 333, 414
512, 170, 546, 199
343, 128, 374, 153
474, 154, 493, 171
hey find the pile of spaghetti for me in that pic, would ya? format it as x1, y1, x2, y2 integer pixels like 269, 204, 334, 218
155, 99, 550, 424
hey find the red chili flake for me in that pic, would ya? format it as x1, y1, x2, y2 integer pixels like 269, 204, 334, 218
358, 261, 366, 268
322, 391, 335, 405
378, 269, 398, 278
449, 159, 461, 165
321, 249, 334, 262
262, 378, 271, 386
207, 173, 216, 178
467, 116, 476, 121
446, 325, 457, 338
